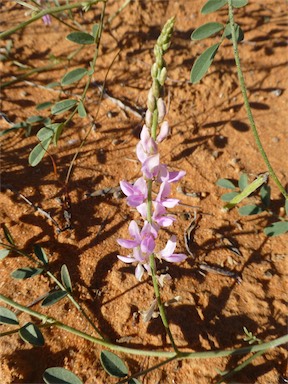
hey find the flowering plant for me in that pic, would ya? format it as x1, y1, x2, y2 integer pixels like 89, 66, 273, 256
117, 18, 187, 285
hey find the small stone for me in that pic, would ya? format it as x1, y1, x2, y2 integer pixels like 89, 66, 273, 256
271, 136, 280, 143
271, 89, 282, 97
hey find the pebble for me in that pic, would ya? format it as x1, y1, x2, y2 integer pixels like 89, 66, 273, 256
271, 136, 280, 143
271, 89, 282, 97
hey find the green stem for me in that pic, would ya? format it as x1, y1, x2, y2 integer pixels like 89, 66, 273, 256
0, 0, 104, 40
0, 293, 287, 359
227, 0, 287, 200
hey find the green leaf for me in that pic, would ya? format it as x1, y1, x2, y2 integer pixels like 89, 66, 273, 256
45, 82, 60, 89
77, 101, 87, 118
238, 205, 263, 216
0, 248, 10, 260
53, 123, 64, 145
61, 68, 87, 86
224, 23, 244, 42
0, 307, 19, 325
26, 115, 46, 124
224, 173, 268, 210
51, 99, 77, 115
29, 137, 52, 167
191, 22, 224, 40
43, 367, 82, 384
36, 101, 53, 111
201, 0, 227, 14
37, 127, 55, 142
190, 43, 220, 84
260, 185, 271, 208
238, 173, 248, 191
3, 224, 15, 245
128, 379, 142, 384
34, 245, 48, 265
232, 0, 248, 8
100, 351, 128, 378
11, 267, 44, 279
264, 221, 288, 237
41, 291, 68, 307
285, 200, 288, 216
92, 24, 99, 39
216, 178, 236, 189
221, 191, 239, 202
66, 32, 94, 45
61, 265, 72, 293
19, 322, 44, 346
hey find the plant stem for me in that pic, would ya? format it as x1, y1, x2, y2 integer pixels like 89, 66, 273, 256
0, 0, 104, 40
227, 0, 287, 200
1, 293, 287, 359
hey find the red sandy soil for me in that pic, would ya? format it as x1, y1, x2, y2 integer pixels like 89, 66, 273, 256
0, 1, 287, 383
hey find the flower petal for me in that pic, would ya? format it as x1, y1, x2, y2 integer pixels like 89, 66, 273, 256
117, 255, 135, 263
135, 263, 144, 281
160, 235, 177, 258
162, 253, 187, 263
117, 238, 138, 248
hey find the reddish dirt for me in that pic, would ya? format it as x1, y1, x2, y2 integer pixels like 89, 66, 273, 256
0, 1, 287, 383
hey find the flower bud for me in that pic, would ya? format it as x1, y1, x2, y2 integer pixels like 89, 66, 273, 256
145, 109, 153, 128
157, 98, 166, 123
158, 67, 167, 86
156, 121, 170, 142
147, 88, 156, 112
151, 63, 158, 79
152, 79, 160, 99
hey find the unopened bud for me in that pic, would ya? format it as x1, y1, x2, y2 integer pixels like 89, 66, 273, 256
152, 79, 160, 99
151, 63, 158, 79
157, 98, 166, 123
162, 42, 170, 52
158, 67, 167, 86
145, 109, 153, 128
156, 121, 170, 142
147, 88, 156, 112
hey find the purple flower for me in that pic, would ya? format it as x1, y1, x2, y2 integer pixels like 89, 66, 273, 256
157, 235, 187, 263
117, 220, 157, 280
137, 202, 176, 227
157, 164, 186, 183
120, 177, 147, 207
156, 181, 179, 208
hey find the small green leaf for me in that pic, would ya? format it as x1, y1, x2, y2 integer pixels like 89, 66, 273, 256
61, 68, 87, 86
43, 367, 82, 384
92, 24, 99, 39
77, 101, 87, 118
29, 137, 52, 167
0, 307, 19, 325
45, 82, 60, 89
221, 192, 239, 202
0, 248, 10, 260
51, 99, 77, 115
3, 224, 15, 245
66, 32, 94, 45
100, 351, 128, 378
260, 185, 271, 208
224, 173, 268, 210
264, 221, 288, 237
34, 245, 48, 265
190, 43, 220, 84
128, 379, 142, 384
238, 173, 248, 191
41, 291, 68, 307
19, 322, 44, 346
11, 267, 44, 279
238, 205, 263, 216
201, 0, 227, 14
36, 102, 53, 111
191, 22, 224, 40
53, 123, 64, 145
232, 0, 248, 8
285, 200, 288, 216
216, 178, 236, 189
61, 264, 72, 293
224, 23, 244, 42
26, 115, 46, 124
37, 127, 55, 142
